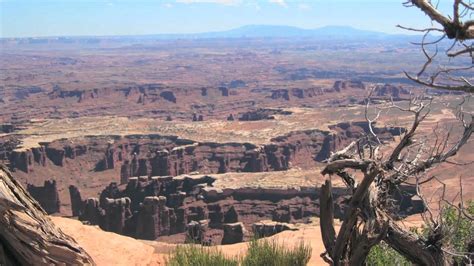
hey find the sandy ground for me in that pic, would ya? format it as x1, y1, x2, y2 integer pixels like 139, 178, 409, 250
51, 217, 167, 265
53, 216, 335, 265
213, 220, 340, 265
53, 213, 430, 266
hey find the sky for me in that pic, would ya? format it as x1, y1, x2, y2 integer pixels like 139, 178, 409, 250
0, 0, 449, 38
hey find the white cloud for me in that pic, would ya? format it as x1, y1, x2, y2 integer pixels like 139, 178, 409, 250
297, 3, 311, 10
175, 0, 242, 5
163, 3, 173, 8
268, 0, 287, 8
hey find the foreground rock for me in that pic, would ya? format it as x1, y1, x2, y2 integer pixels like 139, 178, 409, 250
0, 165, 93, 264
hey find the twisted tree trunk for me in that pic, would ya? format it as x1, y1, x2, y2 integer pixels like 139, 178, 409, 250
0, 164, 94, 265
386, 222, 449, 266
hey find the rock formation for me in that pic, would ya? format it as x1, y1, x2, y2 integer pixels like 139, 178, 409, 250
186, 220, 208, 244
27, 180, 60, 214
332, 80, 365, 92
0, 124, 15, 133
219, 87, 229, 96
222, 222, 247, 244
373, 83, 410, 99
238, 108, 292, 121
252, 221, 296, 238
136, 196, 171, 239
69, 185, 83, 217
271, 89, 290, 101
80, 198, 103, 225
72, 174, 328, 243
103, 197, 132, 234
8, 122, 403, 178
160, 91, 177, 103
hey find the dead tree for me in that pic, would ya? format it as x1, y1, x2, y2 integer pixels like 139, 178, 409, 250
0, 164, 95, 265
319, 2, 473, 264
400, 0, 473, 93
319, 93, 473, 265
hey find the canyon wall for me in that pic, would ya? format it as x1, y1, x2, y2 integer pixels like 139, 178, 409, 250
73, 174, 342, 244
7, 122, 403, 179
72, 173, 422, 244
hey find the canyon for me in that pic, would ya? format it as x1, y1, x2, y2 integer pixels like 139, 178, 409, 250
1, 35, 472, 263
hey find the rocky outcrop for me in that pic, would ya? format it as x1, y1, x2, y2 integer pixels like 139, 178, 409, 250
9, 142, 87, 173
218, 87, 229, 96
0, 164, 94, 265
238, 108, 292, 121
2, 79, 411, 126
192, 113, 204, 122
72, 174, 321, 242
103, 197, 132, 234
333, 80, 365, 92
186, 220, 208, 244
72, 170, 421, 244
222, 222, 247, 244
27, 180, 60, 214
80, 198, 102, 225
136, 196, 171, 239
228, 80, 246, 88
252, 221, 296, 238
0, 124, 15, 133
8, 122, 403, 178
373, 83, 410, 99
291, 88, 325, 98
160, 91, 177, 103
271, 89, 290, 101
69, 185, 83, 217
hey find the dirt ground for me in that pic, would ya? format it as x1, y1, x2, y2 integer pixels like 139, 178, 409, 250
53, 215, 427, 266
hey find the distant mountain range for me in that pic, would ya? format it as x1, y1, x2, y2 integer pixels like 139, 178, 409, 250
2, 25, 416, 41
153, 25, 398, 39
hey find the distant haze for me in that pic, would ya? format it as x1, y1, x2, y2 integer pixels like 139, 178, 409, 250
1, 0, 451, 38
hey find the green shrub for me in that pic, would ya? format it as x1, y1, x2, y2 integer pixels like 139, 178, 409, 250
367, 201, 474, 265
166, 239, 312, 266
241, 239, 312, 266
366, 241, 410, 266
438, 201, 474, 261
167, 245, 239, 266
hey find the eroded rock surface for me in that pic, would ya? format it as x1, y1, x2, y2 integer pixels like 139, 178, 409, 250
73, 174, 335, 244
27, 180, 60, 214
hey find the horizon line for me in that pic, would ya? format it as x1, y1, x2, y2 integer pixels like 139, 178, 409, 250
0, 24, 416, 40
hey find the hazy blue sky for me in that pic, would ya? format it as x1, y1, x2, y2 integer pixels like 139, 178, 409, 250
0, 0, 448, 38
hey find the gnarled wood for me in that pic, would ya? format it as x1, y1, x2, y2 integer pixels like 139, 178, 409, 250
410, 0, 474, 39
0, 164, 94, 265
320, 179, 336, 259
386, 221, 448, 266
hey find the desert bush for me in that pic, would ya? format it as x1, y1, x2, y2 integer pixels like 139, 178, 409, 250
167, 245, 239, 266
426, 201, 474, 264
367, 201, 474, 265
166, 238, 312, 266
241, 239, 312, 266
366, 241, 410, 266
